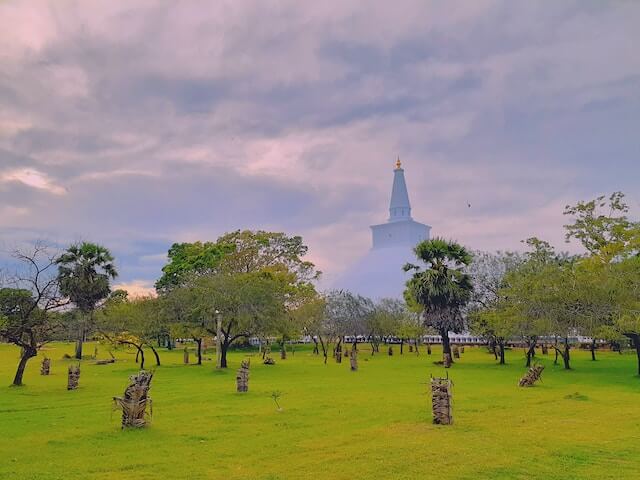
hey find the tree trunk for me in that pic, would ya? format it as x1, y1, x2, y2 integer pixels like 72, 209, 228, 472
623, 334, 640, 376
281, 336, 287, 360
137, 346, 145, 370
312, 338, 319, 355
553, 339, 571, 370
440, 328, 453, 364
400, 339, 404, 355
150, 345, 161, 366
414, 338, 420, 355
13, 348, 36, 386
220, 340, 229, 368
525, 336, 537, 367
75, 335, 83, 360
318, 337, 328, 364
499, 341, 505, 365
563, 339, 571, 370
135, 348, 140, 364
196, 338, 203, 365
590, 338, 597, 361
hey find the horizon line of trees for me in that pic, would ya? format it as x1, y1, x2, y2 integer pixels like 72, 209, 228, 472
1, 193, 639, 386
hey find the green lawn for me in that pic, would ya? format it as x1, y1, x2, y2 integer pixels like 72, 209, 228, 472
1, 343, 639, 480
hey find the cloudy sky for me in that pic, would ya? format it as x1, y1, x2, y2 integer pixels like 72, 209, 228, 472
1, 1, 639, 294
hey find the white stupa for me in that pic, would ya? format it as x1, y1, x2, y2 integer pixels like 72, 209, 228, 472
335, 158, 431, 299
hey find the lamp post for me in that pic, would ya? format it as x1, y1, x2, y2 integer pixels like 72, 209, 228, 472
215, 309, 222, 369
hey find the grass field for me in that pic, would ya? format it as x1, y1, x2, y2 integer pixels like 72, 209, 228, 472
1, 342, 639, 480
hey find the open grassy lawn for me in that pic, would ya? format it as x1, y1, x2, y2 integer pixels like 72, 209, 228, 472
1, 343, 639, 480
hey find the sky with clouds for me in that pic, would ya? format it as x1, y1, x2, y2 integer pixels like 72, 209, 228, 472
1, 1, 639, 295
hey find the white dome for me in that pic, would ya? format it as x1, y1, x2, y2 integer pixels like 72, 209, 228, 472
332, 246, 416, 299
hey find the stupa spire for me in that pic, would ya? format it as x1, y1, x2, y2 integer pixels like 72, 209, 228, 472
388, 157, 411, 222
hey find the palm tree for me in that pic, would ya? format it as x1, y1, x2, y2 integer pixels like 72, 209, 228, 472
56, 242, 118, 359
404, 238, 473, 365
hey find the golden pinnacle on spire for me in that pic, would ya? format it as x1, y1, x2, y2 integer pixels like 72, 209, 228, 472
395, 156, 402, 169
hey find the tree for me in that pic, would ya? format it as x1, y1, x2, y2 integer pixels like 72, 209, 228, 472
501, 241, 579, 370
611, 256, 640, 375
161, 285, 207, 365
563, 192, 640, 362
404, 238, 473, 364
156, 231, 321, 292
216, 230, 321, 282
56, 242, 118, 359
299, 295, 327, 357
0, 245, 65, 386
374, 298, 414, 354
564, 192, 639, 262
323, 290, 373, 361
155, 241, 232, 292
194, 271, 285, 368
467, 251, 524, 362
470, 307, 515, 365
99, 296, 164, 369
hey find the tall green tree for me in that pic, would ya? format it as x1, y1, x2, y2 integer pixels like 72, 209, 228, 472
56, 242, 118, 359
216, 230, 321, 282
156, 231, 321, 293
155, 241, 232, 292
404, 238, 473, 364
191, 271, 286, 368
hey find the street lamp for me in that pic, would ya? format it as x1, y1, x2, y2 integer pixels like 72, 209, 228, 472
215, 309, 222, 369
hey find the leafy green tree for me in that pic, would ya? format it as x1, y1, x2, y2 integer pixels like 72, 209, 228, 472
155, 242, 232, 292
564, 192, 639, 262
298, 295, 327, 356
216, 230, 320, 282
56, 242, 118, 359
98, 296, 164, 369
0, 245, 66, 386
470, 307, 516, 365
269, 274, 317, 360
373, 298, 413, 354
563, 192, 640, 361
156, 231, 321, 293
611, 256, 640, 374
190, 271, 286, 368
404, 238, 473, 363
467, 250, 525, 363
161, 285, 208, 364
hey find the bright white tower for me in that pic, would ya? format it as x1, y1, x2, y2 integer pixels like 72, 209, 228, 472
334, 159, 431, 299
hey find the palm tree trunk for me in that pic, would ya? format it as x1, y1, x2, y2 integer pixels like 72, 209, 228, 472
440, 328, 453, 364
